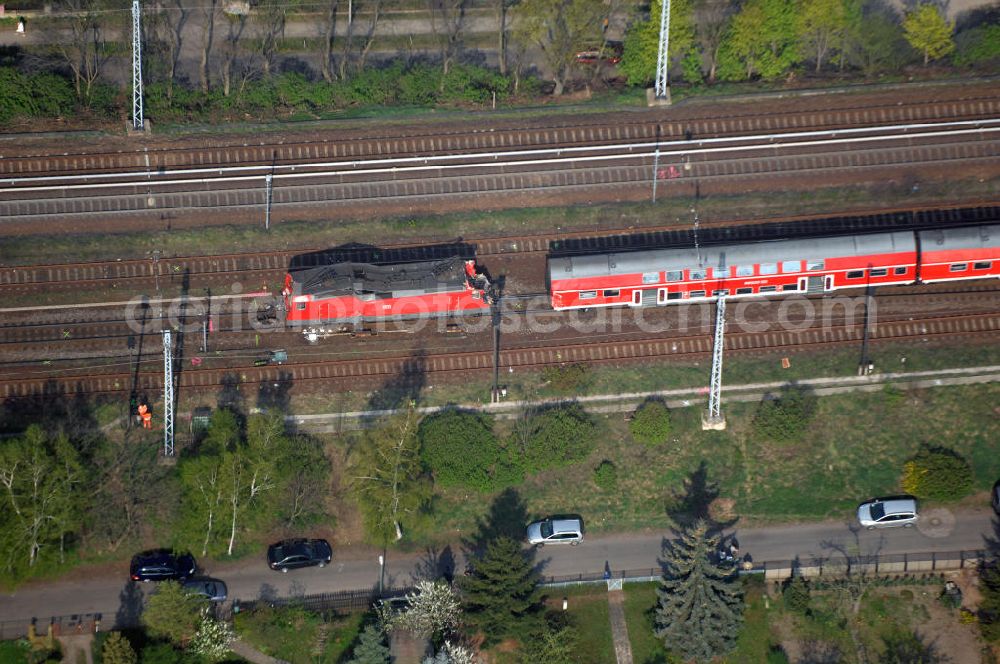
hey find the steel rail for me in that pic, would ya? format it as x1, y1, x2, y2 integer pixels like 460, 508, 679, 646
1, 311, 997, 398
3, 121, 997, 194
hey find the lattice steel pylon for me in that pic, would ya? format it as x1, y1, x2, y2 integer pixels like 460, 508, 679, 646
654, 0, 671, 99
163, 330, 174, 456
131, 0, 144, 131
703, 295, 727, 430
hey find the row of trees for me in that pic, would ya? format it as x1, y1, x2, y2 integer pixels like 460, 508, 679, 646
4, 0, 995, 124
0, 408, 330, 581
621, 0, 995, 86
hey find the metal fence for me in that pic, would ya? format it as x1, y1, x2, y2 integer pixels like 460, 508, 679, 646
0, 548, 988, 641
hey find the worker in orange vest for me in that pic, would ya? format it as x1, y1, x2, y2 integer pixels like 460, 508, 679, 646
137, 403, 152, 429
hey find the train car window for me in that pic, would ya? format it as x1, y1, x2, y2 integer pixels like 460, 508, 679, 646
667, 292, 683, 300
736, 265, 754, 277
296, 302, 306, 310
894, 267, 908, 275
760, 263, 778, 275
736, 287, 753, 294
642, 272, 659, 284
870, 268, 888, 277
690, 290, 706, 298
689, 269, 707, 280
665, 270, 683, 282
807, 260, 825, 271
580, 291, 597, 299
949, 263, 967, 272
847, 270, 864, 279
974, 261, 992, 270
603, 289, 620, 297
759, 286, 778, 293
782, 284, 798, 291
782, 260, 801, 273
712, 289, 729, 297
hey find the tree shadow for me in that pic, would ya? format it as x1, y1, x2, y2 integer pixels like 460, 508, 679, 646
114, 581, 145, 630
217, 373, 245, 414
665, 460, 737, 534
462, 487, 530, 556
798, 640, 843, 664
412, 545, 457, 583
257, 370, 293, 414
364, 351, 427, 418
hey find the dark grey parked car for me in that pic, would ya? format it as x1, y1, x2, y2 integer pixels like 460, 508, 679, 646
182, 578, 228, 602
129, 549, 197, 582
267, 538, 332, 573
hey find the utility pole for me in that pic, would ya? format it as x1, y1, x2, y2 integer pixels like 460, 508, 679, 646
264, 173, 273, 230
858, 285, 875, 376
702, 296, 727, 430
131, 0, 144, 131
163, 330, 174, 456
654, 0, 671, 101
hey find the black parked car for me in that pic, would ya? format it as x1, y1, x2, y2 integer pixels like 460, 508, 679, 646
182, 578, 228, 602
267, 538, 332, 573
130, 549, 197, 582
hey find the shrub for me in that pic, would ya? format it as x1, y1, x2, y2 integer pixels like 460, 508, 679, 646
398, 63, 441, 105
953, 24, 1000, 67
541, 364, 591, 394
418, 410, 502, 492
899, 446, 973, 501
752, 385, 817, 443
523, 403, 596, 471
629, 399, 670, 445
782, 575, 810, 614
593, 460, 617, 491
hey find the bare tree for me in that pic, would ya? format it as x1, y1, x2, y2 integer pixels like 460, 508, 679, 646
320, 0, 341, 82
511, 0, 604, 95
252, 1, 292, 78
51, 0, 115, 102
427, 0, 470, 82
339, 0, 384, 79
197, 0, 221, 92
695, 0, 736, 83
220, 13, 250, 97
148, 0, 188, 100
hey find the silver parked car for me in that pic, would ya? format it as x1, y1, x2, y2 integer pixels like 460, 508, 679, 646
526, 516, 584, 546
857, 497, 918, 529
182, 578, 228, 602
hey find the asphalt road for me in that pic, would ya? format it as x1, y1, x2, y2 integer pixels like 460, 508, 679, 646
1, 506, 995, 631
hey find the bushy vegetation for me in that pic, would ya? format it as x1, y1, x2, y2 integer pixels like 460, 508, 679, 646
540, 364, 592, 394
419, 410, 503, 492
0, 67, 77, 123
752, 385, 818, 443
782, 575, 811, 614
899, 446, 973, 501
144, 63, 514, 123
593, 460, 618, 491
519, 403, 597, 472
629, 399, 671, 446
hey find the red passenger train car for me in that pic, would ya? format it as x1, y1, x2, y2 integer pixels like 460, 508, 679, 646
284, 257, 492, 341
548, 225, 1000, 310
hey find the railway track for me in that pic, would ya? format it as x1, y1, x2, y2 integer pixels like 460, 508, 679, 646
3, 203, 998, 295
1, 118, 996, 226
2, 310, 997, 399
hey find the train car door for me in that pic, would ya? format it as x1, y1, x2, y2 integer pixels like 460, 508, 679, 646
799, 276, 825, 293
642, 290, 657, 306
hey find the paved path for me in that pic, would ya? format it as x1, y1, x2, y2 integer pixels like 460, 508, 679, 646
230, 638, 288, 664
607, 589, 634, 664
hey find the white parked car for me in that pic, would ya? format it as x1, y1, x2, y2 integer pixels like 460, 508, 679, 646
857, 497, 918, 529
526, 516, 584, 546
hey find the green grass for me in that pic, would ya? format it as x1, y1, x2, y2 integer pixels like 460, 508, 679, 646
0, 640, 32, 663
558, 586, 617, 664
406, 376, 1000, 544
622, 582, 670, 664
233, 605, 364, 664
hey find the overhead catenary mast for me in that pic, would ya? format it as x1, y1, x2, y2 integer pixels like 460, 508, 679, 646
131, 0, 144, 131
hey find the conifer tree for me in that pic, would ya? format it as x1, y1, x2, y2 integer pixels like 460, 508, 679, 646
655, 519, 744, 662
459, 536, 541, 643
348, 624, 391, 664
